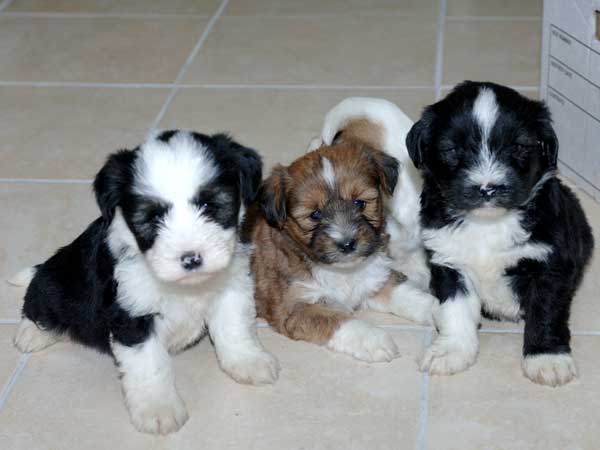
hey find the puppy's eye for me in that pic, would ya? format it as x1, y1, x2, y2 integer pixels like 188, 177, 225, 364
310, 210, 323, 221
353, 199, 366, 210
440, 147, 460, 165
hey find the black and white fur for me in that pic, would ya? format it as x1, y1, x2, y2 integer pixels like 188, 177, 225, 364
13, 130, 279, 434
406, 81, 594, 386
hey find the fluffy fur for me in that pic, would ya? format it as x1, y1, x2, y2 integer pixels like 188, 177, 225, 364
406, 81, 594, 386
13, 130, 279, 434
246, 134, 435, 363
316, 97, 430, 289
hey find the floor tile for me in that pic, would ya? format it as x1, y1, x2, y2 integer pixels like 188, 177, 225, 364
427, 334, 600, 450
0, 328, 425, 450
0, 17, 206, 83
183, 16, 437, 86
0, 326, 22, 390
226, 0, 438, 17
0, 184, 99, 320
443, 19, 541, 86
5, 0, 219, 14
446, 0, 542, 17
0, 87, 168, 179
160, 87, 434, 171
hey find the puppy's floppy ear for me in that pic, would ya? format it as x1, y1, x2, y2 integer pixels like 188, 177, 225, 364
210, 134, 263, 207
365, 147, 400, 196
260, 165, 289, 229
538, 119, 559, 169
406, 119, 429, 169
93, 149, 136, 221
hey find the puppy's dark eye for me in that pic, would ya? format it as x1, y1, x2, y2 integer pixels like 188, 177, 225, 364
353, 199, 366, 210
440, 147, 460, 165
310, 210, 323, 221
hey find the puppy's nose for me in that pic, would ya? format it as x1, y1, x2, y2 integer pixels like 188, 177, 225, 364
479, 185, 498, 199
337, 239, 357, 253
180, 252, 203, 271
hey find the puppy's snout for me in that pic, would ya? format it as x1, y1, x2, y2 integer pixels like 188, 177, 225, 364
180, 252, 203, 271
479, 184, 499, 199
336, 238, 357, 253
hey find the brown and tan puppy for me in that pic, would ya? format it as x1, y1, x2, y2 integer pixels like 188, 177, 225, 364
247, 125, 435, 362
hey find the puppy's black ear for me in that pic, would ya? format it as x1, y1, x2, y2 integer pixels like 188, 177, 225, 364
210, 134, 263, 207
367, 148, 399, 196
93, 149, 136, 221
260, 165, 288, 229
406, 119, 429, 169
539, 121, 559, 169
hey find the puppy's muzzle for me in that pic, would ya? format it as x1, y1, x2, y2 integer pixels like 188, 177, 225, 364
180, 252, 203, 271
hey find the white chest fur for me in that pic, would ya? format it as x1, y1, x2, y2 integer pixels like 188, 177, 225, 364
423, 211, 551, 319
294, 253, 392, 311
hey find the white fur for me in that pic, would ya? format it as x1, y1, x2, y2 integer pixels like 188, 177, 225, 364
420, 290, 481, 375
468, 88, 508, 188
321, 156, 336, 188
423, 210, 551, 321
522, 353, 578, 387
14, 318, 64, 353
327, 319, 399, 362
319, 97, 429, 287
112, 334, 188, 435
7, 266, 37, 287
367, 281, 435, 325
293, 253, 394, 311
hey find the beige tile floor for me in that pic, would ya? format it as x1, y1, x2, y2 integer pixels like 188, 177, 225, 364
0, 0, 598, 449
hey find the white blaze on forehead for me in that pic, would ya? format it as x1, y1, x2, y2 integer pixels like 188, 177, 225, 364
468, 88, 507, 187
321, 156, 336, 188
134, 132, 217, 202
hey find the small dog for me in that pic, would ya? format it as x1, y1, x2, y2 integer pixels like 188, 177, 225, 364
406, 81, 594, 386
312, 97, 431, 290
12, 130, 279, 434
246, 118, 435, 362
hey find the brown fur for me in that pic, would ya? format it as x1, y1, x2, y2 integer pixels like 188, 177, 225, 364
247, 140, 403, 346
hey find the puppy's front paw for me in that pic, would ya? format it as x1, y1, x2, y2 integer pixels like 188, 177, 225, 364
14, 318, 62, 353
419, 335, 478, 375
220, 349, 280, 386
522, 353, 578, 387
127, 393, 189, 435
327, 320, 399, 363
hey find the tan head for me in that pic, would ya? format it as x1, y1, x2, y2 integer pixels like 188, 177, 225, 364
260, 141, 399, 267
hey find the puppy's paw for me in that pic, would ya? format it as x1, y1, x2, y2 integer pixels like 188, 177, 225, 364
128, 393, 189, 435
220, 349, 280, 386
522, 353, 578, 387
327, 320, 399, 363
419, 335, 478, 375
14, 318, 62, 353
389, 284, 435, 326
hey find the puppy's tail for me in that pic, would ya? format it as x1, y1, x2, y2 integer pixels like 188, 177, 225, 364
7, 266, 37, 287
319, 97, 423, 246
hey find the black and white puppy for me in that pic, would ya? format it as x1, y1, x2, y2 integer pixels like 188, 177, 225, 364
406, 81, 594, 386
13, 130, 279, 434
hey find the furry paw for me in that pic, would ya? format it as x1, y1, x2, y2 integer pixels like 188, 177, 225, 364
389, 283, 435, 325
522, 353, 578, 387
419, 335, 478, 375
127, 394, 189, 435
220, 349, 280, 386
327, 320, 399, 363
14, 318, 62, 353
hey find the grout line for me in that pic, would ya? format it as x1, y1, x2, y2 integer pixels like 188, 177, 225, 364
149, 0, 230, 132
434, 0, 447, 101
0, 81, 172, 88
416, 330, 432, 450
178, 83, 436, 90
0, 178, 92, 184
1, 11, 210, 19
0, 353, 30, 410
0, 319, 20, 325
0, 0, 13, 13
446, 15, 542, 22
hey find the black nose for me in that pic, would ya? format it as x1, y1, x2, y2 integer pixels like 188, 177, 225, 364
180, 252, 202, 271
337, 239, 357, 253
479, 185, 498, 199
